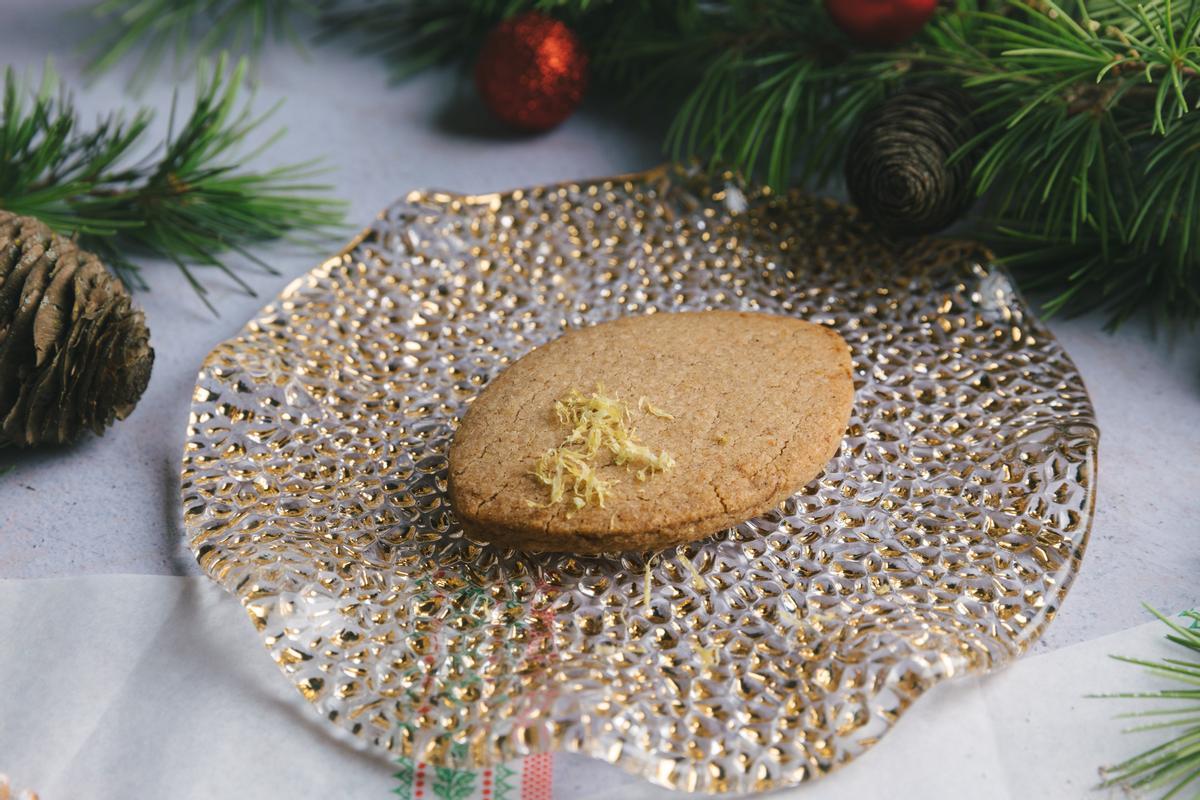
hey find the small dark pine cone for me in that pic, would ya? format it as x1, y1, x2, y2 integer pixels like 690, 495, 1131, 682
0, 211, 153, 447
845, 86, 979, 236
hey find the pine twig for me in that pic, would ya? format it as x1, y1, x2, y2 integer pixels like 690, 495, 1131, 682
320, 0, 521, 82
74, 0, 1200, 325
1096, 608, 1200, 799
0, 56, 346, 312
81, 0, 317, 80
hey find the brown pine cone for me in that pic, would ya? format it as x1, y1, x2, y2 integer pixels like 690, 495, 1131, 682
0, 211, 153, 447
845, 86, 980, 236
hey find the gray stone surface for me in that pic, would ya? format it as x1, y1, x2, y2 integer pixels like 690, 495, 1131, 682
1, 0, 1196, 652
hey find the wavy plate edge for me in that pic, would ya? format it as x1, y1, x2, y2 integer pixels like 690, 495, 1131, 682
181, 164, 1100, 795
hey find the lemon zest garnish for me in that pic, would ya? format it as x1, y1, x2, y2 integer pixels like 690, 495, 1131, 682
532, 384, 674, 509
715, 433, 729, 445
643, 566, 652, 611
777, 604, 801, 628
678, 550, 707, 591
638, 396, 675, 420
643, 556, 656, 612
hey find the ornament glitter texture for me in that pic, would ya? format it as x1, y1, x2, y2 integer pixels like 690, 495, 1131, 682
824, 0, 938, 45
0, 211, 153, 447
474, 12, 588, 132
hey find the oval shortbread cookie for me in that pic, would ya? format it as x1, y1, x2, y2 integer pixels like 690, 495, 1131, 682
447, 310, 854, 553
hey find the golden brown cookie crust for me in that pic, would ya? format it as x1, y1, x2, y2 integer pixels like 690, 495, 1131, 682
448, 310, 854, 553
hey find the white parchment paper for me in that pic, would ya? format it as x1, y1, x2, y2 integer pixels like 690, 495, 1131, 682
0, 575, 1183, 799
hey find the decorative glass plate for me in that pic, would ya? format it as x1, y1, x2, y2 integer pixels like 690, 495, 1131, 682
181, 165, 1098, 795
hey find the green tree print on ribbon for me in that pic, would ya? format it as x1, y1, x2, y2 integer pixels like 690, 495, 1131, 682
493, 763, 516, 800
391, 757, 414, 798
431, 745, 476, 800
431, 768, 475, 800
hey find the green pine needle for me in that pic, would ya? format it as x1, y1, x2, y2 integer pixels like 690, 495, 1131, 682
0, 63, 150, 235
0, 56, 346, 311
82, 0, 317, 80
316, 0, 1200, 324
1098, 608, 1200, 799
321, 0, 521, 82
69, 0, 1200, 324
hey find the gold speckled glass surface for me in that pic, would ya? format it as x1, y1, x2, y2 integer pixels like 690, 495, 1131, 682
181, 165, 1097, 795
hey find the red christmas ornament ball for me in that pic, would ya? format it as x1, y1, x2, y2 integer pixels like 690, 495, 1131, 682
474, 12, 589, 132
824, 0, 938, 46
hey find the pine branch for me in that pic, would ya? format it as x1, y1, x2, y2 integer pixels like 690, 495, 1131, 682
82, 0, 317, 79
914, 1, 1200, 324
0, 57, 346, 311
321, 0, 520, 81
319, 0, 648, 82
1097, 608, 1200, 799
75, 0, 1200, 324
0, 65, 150, 235
983, 224, 1198, 328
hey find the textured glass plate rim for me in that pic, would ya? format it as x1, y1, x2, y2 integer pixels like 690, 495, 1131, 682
182, 164, 1100, 794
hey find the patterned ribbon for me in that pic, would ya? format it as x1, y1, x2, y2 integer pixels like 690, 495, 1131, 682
392, 754, 553, 800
